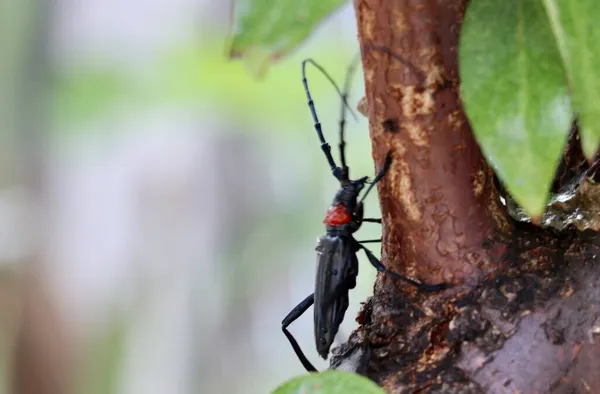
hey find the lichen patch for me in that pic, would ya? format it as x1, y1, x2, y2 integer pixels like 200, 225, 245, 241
448, 110, 464, 130
401, 86, 435, 118
425, 64, 445, 87
392, 160, 422, 222
358, 2, 376, 41
391, 137, 408, 156
405, 123, 430, 147
473, 169, 486, 197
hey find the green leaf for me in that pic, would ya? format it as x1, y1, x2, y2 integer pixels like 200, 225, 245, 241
229, 0, 347, 78
272, 371, 384, 394
541, 0, 600, 159
460, 0, 572, 217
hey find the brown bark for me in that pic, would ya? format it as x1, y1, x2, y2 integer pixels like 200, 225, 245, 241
330, 0, 600, 393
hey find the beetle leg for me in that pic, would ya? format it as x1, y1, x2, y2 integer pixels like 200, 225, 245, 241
357, 242, 450, 292
359, 151, 393, 204
357, 238, 382, 244
282, 294, 318, 372
362, 218, 382, 223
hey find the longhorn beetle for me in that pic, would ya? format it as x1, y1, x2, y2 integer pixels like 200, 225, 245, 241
281, 57, 449, 372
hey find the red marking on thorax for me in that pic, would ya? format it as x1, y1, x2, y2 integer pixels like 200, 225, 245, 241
323, 203, 351, 226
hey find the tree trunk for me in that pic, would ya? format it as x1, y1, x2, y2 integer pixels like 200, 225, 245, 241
330, 1, 600, 392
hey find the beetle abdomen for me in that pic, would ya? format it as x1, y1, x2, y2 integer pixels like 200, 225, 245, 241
313, 235, 358, 359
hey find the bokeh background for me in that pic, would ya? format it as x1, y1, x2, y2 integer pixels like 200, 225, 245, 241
1, 1, 386, 393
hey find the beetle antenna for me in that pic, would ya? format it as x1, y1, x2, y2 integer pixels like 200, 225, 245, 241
302, 58, 358, 181
338, 52, 362, 178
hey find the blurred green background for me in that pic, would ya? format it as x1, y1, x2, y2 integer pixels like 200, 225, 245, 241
1, 1, 384, 393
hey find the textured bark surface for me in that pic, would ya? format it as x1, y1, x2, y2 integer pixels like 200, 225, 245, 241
330, 0, 600, 393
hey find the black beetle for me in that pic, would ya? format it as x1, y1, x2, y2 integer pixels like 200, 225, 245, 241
281, 57, 449, 372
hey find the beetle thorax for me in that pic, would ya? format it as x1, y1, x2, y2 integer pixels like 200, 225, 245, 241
323, 184, 361, 227
323, 203, 351, 226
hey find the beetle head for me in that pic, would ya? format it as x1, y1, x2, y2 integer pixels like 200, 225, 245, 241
334, 176, 368, 207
